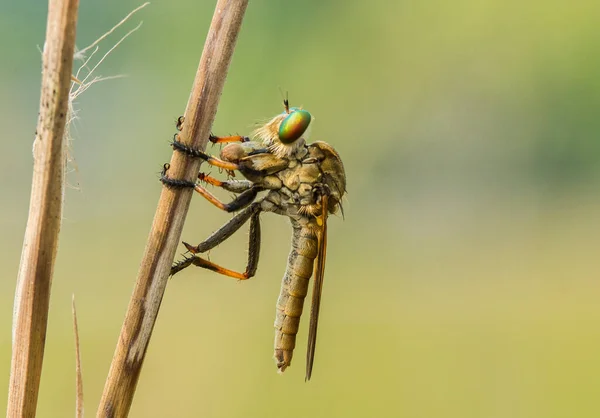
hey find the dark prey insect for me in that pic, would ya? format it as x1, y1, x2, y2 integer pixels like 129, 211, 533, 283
164, 99, 346, 380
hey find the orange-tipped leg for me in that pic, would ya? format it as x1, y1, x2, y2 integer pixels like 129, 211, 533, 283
183, 204, 260, 254
193, 183, 260, 212
209, 134, 250, 144
207, 158, 239, 171
171, 208, 261, 278
198, 173, 254, 193
198, 173, 224, 187
172, 135, 241, 171
180, 256, 251, 280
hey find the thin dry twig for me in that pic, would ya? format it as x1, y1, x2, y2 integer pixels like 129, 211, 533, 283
96, 0, 249, 416
72, 295, 84, 418
7, 0, 80, 416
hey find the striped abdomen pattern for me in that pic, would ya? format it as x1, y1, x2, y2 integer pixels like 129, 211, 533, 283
274, 224, 318, 372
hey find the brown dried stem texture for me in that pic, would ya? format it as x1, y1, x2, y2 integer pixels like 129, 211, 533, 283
96, 0, 249, 416
7, 0, 80, 416
73, 296, 84, 418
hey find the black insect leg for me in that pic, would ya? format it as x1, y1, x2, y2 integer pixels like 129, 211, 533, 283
171, 204, 262, 278
194, 183, 261, 212
185, 203, 261, 253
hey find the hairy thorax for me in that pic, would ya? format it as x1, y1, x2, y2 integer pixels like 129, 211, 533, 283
219, 141, 332, 224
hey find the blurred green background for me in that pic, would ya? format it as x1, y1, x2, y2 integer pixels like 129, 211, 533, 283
2, 0, 600, 416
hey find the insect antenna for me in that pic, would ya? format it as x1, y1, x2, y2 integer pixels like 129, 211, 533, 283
279, 86, 290, 113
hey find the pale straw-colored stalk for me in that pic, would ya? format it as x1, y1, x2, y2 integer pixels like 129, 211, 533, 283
96, 1, 249, 416
7, 3, 147, 416
7, 0, 80, 415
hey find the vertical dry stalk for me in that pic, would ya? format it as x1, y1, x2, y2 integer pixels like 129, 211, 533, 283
7, 0, 80, 416
72, 296, 84, 418
96, 0, 249, 416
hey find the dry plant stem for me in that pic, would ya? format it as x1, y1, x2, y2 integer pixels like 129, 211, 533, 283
97, 0, 249, 416
72, 296, 84, 418
7, 0, 80, 416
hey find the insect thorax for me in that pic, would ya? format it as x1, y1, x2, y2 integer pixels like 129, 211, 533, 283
263, 150, 324, 219
220, 139, 345, 222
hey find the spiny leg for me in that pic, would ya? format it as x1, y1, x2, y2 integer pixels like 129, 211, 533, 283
171, 135, 241, 171
172, 207, 262, 279
209, 134, 249, 144
194, 183, 261, 212
175, 118, 246, 144
198, 173, 253, 193
171, 204, 258, 276
184, 203, 260, 254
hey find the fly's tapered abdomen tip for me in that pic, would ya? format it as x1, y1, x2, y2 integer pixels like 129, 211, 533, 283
274, 349, 292, 373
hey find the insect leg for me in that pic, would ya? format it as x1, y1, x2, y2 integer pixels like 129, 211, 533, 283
176, 116, 185, 131
172, 207, 262, 279
198, 173, 253, 193
171, 135, 241, 171
183, 203, 260, 254
175, 118, 248, 144
194, 184, 261, 212
209, 134, 250, 144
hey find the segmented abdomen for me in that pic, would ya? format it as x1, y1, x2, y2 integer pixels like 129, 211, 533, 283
274, 225, 318, 372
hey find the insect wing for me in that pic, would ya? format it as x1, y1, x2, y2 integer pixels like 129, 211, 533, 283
306, 194, 329, 381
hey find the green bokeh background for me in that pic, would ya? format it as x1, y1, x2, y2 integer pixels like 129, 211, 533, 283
2, 0, 600, 416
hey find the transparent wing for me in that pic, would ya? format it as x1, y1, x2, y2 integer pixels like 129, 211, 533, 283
306, 194, 329, 381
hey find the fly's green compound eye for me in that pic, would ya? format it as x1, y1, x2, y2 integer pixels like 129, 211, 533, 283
278, 109, 311, 144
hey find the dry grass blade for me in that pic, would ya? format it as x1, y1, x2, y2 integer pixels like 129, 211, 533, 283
7, 0, 80, 416
96, 0, 249, 416
72, 295, 84, 418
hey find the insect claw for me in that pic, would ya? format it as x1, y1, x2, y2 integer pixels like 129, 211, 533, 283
338, 202, 345, 220
170, 255, 193, 277
183, 241, 198, 254
312, 183, 331, 202
176, 116, 185, 131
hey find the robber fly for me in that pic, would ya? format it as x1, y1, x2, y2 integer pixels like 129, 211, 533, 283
168, 99, 346, 380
